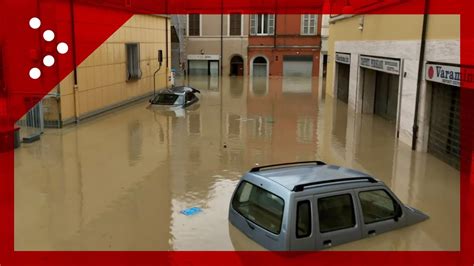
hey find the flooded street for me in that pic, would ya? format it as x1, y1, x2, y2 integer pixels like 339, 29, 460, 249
14, 76, 459, 251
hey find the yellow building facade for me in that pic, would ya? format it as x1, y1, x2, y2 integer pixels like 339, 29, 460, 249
326, 15, 460, 168
43, 14, 171, 126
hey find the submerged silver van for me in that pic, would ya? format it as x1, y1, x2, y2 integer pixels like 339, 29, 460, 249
228, 161, 429, 251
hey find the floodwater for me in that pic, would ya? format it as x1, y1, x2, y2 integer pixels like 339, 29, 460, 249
14, 75, 459, 251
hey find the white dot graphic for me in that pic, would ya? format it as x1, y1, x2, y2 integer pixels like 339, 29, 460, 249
43, 55, 55, 67
29, 68, 41, 79
29, 17, 41, 29
57, 42, 68, 54
43, 30, 55, 42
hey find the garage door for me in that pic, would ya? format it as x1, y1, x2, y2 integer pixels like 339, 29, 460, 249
374, 71, 399, 121
336, 63, 350, 103
428, 82, 460, 169
283, 56, 313, 77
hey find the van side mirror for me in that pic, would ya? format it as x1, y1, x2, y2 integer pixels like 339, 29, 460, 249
394, 204, 403, 222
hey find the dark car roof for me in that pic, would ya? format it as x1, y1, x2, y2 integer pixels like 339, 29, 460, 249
252, 163, 377, 191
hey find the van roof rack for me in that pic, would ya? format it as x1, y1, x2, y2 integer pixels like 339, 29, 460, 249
250, 161, 326, 172
292, 177, 378, 192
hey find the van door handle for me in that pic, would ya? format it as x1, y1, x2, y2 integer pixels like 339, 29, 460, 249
368, 230, 376, 236
323, 240, 332, 248
246, 220, 255, 230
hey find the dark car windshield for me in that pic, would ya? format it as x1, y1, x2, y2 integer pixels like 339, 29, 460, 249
151, 94, 179, 105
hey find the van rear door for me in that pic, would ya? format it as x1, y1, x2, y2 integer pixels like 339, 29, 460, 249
229, 180, 286, 250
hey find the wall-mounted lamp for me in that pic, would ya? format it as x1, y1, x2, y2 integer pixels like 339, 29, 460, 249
358, 16, 364, 31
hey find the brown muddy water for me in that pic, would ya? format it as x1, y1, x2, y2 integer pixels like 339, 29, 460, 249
14, 76, 459, 251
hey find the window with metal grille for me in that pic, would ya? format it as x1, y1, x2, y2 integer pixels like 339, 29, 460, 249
301, 15, 317, 35
229, 14, 242, 36
188, 14, 200, 36
126, 43, 141, 81
250, 14, 275, 35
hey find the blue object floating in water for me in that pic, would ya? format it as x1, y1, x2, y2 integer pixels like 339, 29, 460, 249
180, 207, 202, 216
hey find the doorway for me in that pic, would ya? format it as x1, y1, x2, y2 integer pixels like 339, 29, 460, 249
252, 56, 268, 77
361, 68, 400, 122
230, 55, 244, 76
336, 63, 350, 103
209, 60, 219, 76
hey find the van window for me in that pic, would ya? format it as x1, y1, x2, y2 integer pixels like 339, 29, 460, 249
296, 200, 311, 238
232, 181, 284, 234
359, 190, 397, 224
318, 194, 355, 233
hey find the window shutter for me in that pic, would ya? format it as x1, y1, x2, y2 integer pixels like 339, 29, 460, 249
126, 45, 132, 80
135, 45, 141, 78
300, 15, 304, 35
230, 14, 241, 36
126, 43, 141, 80
268, 14, 275, 35
189, 14, 200, 36
314, 15, 318, 34
250, 15, 256, 35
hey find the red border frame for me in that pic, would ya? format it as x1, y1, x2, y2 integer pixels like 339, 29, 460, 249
1, 0, 473, 265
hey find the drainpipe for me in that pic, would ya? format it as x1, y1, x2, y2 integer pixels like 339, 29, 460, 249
411, 0, 429, 150
273, 15, 277, 49
70, 0, 79, 123
220, 1, 224, 76
273, 11, 277, 77
166, 17, 169, 88
57, 84, 63, 128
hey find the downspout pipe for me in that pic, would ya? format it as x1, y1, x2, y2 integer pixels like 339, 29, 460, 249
166, 16, 169, 88
70, 0, 79, 123
273, 15, 277, 49
273, 0, 277, 49
220, 1, 223, 76
411, 0, 430, 150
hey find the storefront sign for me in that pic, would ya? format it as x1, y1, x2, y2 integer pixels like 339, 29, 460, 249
335, 53, 351, 64
359, 55, 400, 75
425, 63, 474, 88
187, 54, 220, 60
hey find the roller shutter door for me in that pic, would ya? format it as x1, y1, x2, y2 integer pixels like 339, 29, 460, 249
428, 82, 460, 169
283, 55, 313, 77
336, 63, 350, 103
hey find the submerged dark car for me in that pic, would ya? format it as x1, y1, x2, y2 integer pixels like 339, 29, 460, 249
149, 86, 200, 108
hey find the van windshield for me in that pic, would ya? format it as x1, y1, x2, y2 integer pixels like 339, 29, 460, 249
232, 181, 284, 234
